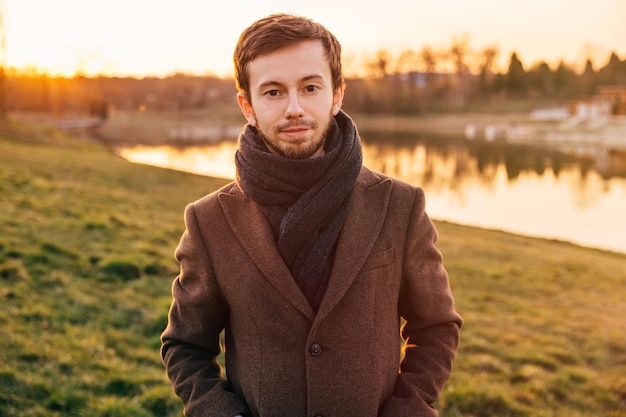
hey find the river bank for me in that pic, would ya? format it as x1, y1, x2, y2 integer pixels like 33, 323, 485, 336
0, 118, 626, 417
97, 109, 626, 158
12, 109, 626, 155
93, 109, 534, 144
1, 118, 625, 416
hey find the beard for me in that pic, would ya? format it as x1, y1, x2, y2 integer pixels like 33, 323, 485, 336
257, 113, 335, 160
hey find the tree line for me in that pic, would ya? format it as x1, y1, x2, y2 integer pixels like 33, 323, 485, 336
342, 45, 626, 113
2, 45, 625, 117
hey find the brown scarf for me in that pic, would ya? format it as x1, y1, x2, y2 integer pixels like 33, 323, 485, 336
235, 111, 362, 312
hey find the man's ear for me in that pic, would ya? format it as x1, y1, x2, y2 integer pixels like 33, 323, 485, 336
237, 92, 256, 126
331, 84, 345, 116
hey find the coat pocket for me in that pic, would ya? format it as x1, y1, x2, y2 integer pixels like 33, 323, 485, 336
360, 247, 394, 272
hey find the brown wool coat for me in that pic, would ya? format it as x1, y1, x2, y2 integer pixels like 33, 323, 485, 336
161, 167, 462, 417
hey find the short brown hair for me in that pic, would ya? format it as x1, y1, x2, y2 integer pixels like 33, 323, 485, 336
233, 13, 344, 95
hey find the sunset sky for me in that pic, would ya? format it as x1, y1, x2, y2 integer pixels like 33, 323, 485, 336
4, 0, 626, 77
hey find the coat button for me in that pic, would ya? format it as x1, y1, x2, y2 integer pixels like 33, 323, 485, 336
310, 343, 322, 356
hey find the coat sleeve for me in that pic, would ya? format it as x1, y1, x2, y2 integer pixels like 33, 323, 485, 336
380, 187, 462, 417
161, 203, 250, 417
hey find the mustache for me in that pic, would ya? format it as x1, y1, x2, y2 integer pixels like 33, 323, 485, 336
275, 120, 318, 132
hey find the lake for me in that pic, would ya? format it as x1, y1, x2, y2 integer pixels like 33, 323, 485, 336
118, 134, 626, 254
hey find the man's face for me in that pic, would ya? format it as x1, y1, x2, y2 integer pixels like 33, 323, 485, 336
237, 40, 344, 159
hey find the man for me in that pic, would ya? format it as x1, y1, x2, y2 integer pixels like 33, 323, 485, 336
161, 13, 462, 417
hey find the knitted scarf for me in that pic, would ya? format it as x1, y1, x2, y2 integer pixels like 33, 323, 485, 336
235, 111, 363, 312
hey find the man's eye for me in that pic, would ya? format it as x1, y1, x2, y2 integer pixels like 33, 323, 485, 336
265, 90, 279, 97
305, 85, 318, 93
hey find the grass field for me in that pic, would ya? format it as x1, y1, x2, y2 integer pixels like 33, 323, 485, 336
1, 118, 625, 416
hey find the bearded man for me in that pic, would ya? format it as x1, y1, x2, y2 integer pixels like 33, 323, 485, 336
161, 13, 462, 417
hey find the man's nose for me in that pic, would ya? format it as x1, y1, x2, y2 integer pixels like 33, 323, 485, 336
285, 93, 305, 118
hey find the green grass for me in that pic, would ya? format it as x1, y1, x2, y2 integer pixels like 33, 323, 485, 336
435, 225, 626, 416
1, 118, 625, 416
0, 119, 227, 417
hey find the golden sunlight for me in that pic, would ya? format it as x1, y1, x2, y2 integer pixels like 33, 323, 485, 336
4, 0, 626, 77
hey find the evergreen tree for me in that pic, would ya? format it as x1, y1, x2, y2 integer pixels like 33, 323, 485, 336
553, 61, 576, 94
529, 62, 554, 96
506, 52, 527, 94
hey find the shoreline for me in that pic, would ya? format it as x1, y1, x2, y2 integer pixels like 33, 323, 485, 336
12, 109, 626, 153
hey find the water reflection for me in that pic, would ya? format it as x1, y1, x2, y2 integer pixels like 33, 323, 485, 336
118, 142, 238, 179
118, 136, 626, 254
362, 136, 626, 211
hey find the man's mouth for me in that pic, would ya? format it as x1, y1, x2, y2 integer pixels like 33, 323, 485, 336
280, 125, 311, 137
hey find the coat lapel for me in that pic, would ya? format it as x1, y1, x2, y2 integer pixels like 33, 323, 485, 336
316, 170, 392, 322
219, 189, 315, 321
218, 169, 392, 324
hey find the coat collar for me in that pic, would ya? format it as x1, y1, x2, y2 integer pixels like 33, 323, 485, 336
218, 168, 392, 322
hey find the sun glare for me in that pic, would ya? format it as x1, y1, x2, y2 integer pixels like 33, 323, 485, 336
3, 0, 626, 78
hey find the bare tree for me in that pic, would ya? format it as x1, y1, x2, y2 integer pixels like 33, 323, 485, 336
418, 46, 438, 103
448, 33, 471, 74
448, 33, 471, 110
419, 46, 438, 74
364, 49, 391, 79
478, 45, 499, 94
392, 49, 422, 113
394, 48, 420, 74
478, 45, 499, 74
